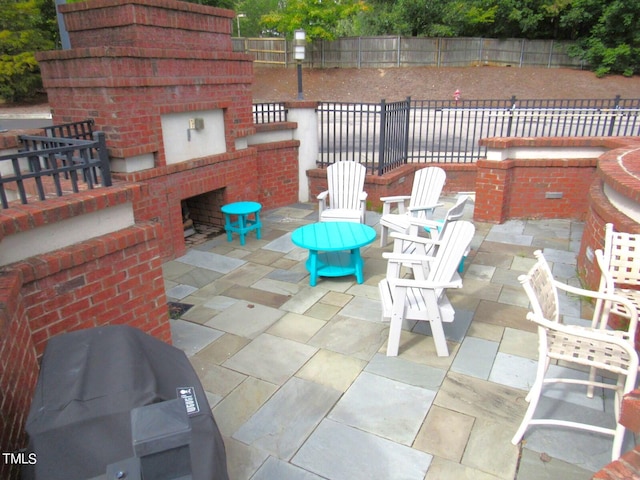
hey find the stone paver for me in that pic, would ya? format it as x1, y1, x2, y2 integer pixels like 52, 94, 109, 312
223, 333, 317, 385
414, 405, 474, 461
166, 202, 616, 479
328, 371, 436, 445
292, 419, 433, 480
233, 377, 340, 459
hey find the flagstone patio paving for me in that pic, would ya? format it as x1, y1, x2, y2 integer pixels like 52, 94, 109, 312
164, 195, 629, 479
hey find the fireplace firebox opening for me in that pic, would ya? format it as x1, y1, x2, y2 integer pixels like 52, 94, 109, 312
181, 188, 226, 246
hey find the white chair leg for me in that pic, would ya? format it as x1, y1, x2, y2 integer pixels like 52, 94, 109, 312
512, 383, 543, 445
380, 224, 389, 247
512, 362, 546, 445
430, 319, 449, 357
586, 367, 597, 398
611, 423, 626, 461
386, 288, 406, 356
386, 314, 402, 356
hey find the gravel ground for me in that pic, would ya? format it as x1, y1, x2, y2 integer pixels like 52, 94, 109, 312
251, 66, 640, 102
2, 66, 639, 116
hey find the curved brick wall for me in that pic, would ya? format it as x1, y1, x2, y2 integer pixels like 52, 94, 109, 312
577, 140, 640, 334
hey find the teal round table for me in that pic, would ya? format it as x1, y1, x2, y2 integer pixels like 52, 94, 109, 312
221, 201, 262, 246
291, 222, 377, 286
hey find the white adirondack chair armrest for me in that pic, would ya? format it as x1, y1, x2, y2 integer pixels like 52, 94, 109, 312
382, 252, 436, 265
407, 203, 444, 214
389, 232, 442, 247
359, 191, 368, 201
527, 311, 640, 363
405, 216, 442, 229
380, 195, 409, 215
553, 278, 639, 334
380, 195, 411, 204
317, 190, 329, 213
392, 277, 463, 290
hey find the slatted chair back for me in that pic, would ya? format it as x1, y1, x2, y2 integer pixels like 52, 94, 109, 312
318, 161, 368, 223
595, 223, 640, 328
326, 161, 366, 211
378, 166, 446, 246
426, 220, 475, 285
407, 167, 446, 218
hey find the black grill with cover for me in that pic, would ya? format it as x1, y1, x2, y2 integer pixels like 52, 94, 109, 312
22, 325, 229, 480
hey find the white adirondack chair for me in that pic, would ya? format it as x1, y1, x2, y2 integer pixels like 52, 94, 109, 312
378, 220, 475, 357
317, 161, 368, 223
388, 195, 470, 274
379, 166, 446, 246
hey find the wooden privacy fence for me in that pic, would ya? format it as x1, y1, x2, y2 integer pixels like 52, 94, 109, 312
232, 36, 584, 69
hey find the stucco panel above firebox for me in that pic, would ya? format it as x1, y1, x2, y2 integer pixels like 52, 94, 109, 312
161, 110, 226, 165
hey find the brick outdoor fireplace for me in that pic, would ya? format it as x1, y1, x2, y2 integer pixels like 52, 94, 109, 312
35, 0, 298, 260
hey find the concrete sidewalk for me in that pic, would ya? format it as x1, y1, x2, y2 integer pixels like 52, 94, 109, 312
164, 196, 622, 479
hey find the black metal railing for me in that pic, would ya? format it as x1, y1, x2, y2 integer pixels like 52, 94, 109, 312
0, 131, 112, 208
318, 101, 383, 174
378, 98, 411, 175
43, 119, 95, 140
253, 102, 288, 124
317, 95, 640, 173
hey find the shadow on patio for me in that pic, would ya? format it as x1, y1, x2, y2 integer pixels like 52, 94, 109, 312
164, 195, 620, 480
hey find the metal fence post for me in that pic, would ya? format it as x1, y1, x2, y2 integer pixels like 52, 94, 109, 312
403, 97, 411, 165
378, 99, 387, 176
506, 95, 517, 137
95, 131, 112, 187
607, 95, 621, 136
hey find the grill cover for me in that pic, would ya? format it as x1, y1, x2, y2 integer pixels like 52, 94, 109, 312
23, 325, 229, 480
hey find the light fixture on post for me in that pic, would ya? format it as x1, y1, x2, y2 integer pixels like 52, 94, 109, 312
236, 13, 246, 37
294, 29, 306, 100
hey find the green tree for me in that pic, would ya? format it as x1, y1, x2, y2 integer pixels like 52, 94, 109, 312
260, 0, 368, 40
0, 0, 55, 102
564, 0, 640, 76
232, 0, 281, 37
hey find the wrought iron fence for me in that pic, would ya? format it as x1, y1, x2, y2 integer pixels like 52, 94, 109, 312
0, 131, 112, 208
253, 102, 288, 124
318, 96, 640, 174
43, 118, 95, 140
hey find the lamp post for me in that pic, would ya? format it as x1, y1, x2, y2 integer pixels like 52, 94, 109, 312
236, 13, 246, 37
294, 29, 306, 100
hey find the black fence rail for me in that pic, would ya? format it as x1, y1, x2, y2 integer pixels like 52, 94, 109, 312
318, 101, 383, 174
318, 96, 640, 173
0, 131, 112, 209
43, 119, 95, 140
253, 102, 288, 124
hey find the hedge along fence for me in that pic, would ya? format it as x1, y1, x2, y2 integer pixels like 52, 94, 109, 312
231, 36, 585, 69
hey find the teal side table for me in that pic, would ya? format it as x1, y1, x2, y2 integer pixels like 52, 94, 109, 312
291, 222, 377, 286
221, 201, 262, 246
